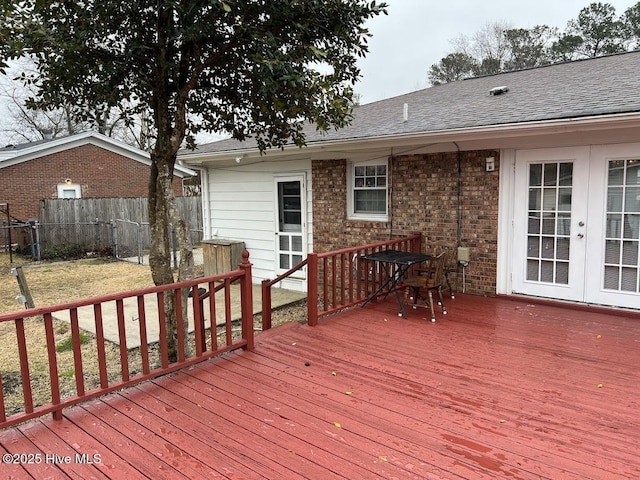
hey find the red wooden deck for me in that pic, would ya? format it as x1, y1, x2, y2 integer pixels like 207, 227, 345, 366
1, 294, 639, 479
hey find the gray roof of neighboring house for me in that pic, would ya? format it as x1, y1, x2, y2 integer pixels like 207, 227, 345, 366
0, 131, 195, 176
185, 50, 640, 155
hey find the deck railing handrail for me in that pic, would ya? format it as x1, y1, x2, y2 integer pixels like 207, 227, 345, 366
307, 234, 422, 325
0, 251, 254, 430
260, 234, 422, 330
261, 258, 308, 330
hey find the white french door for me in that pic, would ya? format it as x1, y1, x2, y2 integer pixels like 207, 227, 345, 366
513, 147, 590, 301
275, 175, 306, 277
512, 144, 640, 309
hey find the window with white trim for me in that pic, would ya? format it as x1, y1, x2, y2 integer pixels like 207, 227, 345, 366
57, 183, 82, 199
348, 160, 388, 220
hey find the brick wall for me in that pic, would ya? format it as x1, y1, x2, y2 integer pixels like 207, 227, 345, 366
1, 144, 184, 220
312, 150, 500, 296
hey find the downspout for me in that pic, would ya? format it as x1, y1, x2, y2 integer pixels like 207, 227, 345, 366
197, 167, 212, 239
388, 150, 394, 239
453, 142, 462, 248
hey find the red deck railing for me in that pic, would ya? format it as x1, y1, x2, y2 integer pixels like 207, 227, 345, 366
0, 251, 254, 430
260, 234, 422, 328
307, 234, 422, 325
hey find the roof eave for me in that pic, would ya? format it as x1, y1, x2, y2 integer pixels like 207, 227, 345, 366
180, 112, 640, 165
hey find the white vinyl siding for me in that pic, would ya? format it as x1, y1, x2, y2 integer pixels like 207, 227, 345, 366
204, 159, 312, 286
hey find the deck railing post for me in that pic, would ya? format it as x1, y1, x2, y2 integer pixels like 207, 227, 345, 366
307, 253, 319, 326
239, 250, 254, 350
261, 279, 272, 331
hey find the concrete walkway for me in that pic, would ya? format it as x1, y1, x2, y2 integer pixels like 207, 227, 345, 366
55, 284, 306, 348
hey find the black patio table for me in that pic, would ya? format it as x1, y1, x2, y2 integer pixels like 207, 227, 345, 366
361, 249, 432, 318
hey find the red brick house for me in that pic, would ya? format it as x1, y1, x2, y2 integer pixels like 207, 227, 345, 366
180, 52, 640, 311
0, 131, 194, 221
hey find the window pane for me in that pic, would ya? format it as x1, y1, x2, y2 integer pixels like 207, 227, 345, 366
528, 189, 541, 210
540, 261, 554, 282
621, 267, 638, 292
625, 160, 640, 186
604, 266, 619, 289
354, 186, 386, 214
527, 259, 539, 281
542, 188, 557, 211
557, 238, 570, 260
557, 213, 571, 236
559, 162, 573, 186
527, 236, 540, 257
279, 254, 290, 269
529, 164, 542, 186
607, 188, 623, 212
608, 160, 625, 186
528, 215, 541, 234
622, 241, 638, 265
544, 163, 558, 186
292, 236, 303, 252
556, 262, 569, 284
542, 213, 556, 235
624, 187, 640, 212
623, 214, 639, 239
558, 188, 572, 211
606, 214, 622, 238
605, 240, 620, 264
541, 237, 555, 259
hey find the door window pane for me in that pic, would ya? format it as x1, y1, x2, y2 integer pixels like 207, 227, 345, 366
526, 162, 572, 285
604, 159, 640, 292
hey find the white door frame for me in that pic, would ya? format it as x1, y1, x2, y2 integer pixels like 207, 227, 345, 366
511, 146, 590, 302
501, 143, 640, 309
274, 174, 307, 279
585, 143, 640, 309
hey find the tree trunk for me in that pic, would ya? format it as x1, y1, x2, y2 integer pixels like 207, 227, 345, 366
148, 152, 194, 362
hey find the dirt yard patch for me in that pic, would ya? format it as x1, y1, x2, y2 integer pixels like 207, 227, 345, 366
0, 252, 306, 417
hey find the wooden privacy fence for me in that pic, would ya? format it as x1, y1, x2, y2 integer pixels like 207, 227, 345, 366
261, 234, 422, 329
0, 251, 254, 430
34, 197, 203, 259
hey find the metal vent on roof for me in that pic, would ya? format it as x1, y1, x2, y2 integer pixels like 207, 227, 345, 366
489, 85, 509, 96
489, 86, 509, 96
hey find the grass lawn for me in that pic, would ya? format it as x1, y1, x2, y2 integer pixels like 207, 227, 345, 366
0, 252, 157, 417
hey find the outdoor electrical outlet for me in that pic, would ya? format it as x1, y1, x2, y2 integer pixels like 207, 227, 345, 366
457, 247, 470, 264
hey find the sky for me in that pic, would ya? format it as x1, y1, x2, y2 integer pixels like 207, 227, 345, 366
354, 0, 639, 104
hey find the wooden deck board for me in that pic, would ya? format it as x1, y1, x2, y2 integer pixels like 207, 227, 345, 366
1, 294, 639, 479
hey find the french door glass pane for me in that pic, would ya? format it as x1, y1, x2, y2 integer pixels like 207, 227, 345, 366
526, 162, 572, 284
604, 160, 640, 292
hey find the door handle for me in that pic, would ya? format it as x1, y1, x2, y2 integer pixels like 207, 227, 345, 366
577, 233, 584, 239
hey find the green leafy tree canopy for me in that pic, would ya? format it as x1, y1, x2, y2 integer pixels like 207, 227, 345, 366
6, 0, 387, 360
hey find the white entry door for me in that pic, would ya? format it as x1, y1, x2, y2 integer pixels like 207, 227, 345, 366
512, 145, 640, 309
513, 147, 590, 301
275, 175, 306, 277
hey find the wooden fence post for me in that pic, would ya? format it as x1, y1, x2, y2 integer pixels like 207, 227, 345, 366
307, 253, 318, 326
239, 250, 254, 350
12, 266, 35, 309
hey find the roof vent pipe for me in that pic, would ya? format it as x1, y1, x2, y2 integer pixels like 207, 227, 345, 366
403, 103, 408, 122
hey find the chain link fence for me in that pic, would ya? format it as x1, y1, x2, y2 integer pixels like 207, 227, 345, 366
2, 219, 203, 267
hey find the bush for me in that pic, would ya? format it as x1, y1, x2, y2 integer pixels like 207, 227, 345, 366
41, 244, 87, 260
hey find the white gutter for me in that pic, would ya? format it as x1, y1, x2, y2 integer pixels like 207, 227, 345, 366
179, 112, 640, 165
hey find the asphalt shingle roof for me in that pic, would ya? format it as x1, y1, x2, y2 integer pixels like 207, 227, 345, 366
185, 50, 640, 155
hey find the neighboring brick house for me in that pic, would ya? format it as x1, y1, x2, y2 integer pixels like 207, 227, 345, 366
180, 52, 640, 311
0, 131, 194, 221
